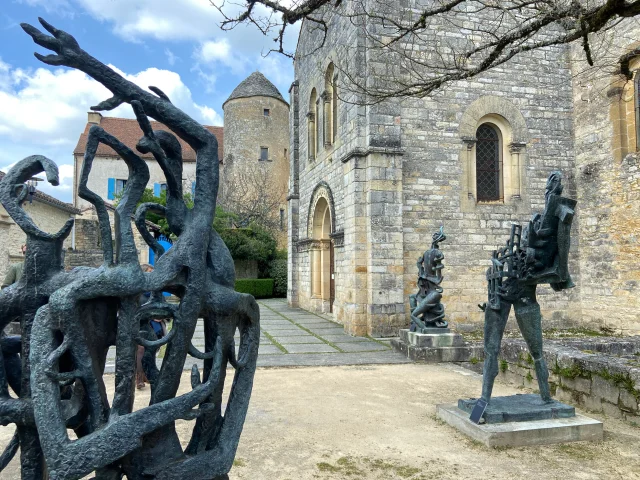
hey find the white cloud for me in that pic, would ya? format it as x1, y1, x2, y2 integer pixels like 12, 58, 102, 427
0, 58, 222, 201
165, 48, 178, 66
196, 39, 246, 75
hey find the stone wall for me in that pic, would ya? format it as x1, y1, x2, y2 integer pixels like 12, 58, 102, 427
0, 200, 74, 280
222, 95, 290, 247
571, 20, 640, 334
65, 211, 151, 268
73, 154, 198, 210
290, 0, 580, 336
490, 338, 640, 421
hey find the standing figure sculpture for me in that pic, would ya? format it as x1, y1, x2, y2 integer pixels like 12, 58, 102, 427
480, 171, 576, 404
0, 18, 260, 480
409, 227, 448, 331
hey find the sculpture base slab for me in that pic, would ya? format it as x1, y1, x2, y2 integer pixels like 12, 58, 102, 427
436, 403, 603, 447
458, 394, 575, 424
391, 329, 484, 363
413, 327, 451, 334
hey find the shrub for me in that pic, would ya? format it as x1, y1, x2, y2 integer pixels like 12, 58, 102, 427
235, 279, 274, 298
269, 258, 287, 297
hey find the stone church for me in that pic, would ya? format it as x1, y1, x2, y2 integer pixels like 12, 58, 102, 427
286, 5, 640, 337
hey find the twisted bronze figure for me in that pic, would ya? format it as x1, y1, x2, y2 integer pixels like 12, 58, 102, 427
480, 171, 576, 404
0, 18, 259, 480
409, 227, 448, 331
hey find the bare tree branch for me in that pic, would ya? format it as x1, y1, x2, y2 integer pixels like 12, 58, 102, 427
214, 0, 640, 101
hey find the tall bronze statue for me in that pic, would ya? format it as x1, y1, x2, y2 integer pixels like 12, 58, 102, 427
480, 171, 576, 404
410, 227, 448, 331
0, 18, 259, 480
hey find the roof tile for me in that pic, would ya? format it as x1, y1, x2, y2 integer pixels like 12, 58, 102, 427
73, 117, 223, 162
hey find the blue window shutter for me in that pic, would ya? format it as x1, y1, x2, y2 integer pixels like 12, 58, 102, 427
107, 178, 115, 200
191, 181, 196, 197
153, 183, 161, 197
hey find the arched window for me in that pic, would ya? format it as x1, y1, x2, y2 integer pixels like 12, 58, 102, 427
308, 88, 317, 160
475, 123, 502, 202
324, 63, 336, 146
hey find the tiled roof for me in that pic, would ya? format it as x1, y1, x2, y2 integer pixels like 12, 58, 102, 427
73, 116, 224, 162
224, 71, 288, 107
0, 171, 81, 215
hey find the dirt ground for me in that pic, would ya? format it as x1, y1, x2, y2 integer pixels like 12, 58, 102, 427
2, 363, 640, 479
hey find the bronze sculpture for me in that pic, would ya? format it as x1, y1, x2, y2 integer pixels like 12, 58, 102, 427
0, 18, 259, 480
480, 171, 576, 404
410, 227, 448, 331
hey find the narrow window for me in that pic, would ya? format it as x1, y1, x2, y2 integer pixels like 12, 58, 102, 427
308, 89, 317, 160
260, 147, 269, 161
324, 63, 335, 147
332, 76, 338, 144
280, 208, 285, 231
475, 123, 501, 202
115, 179, 127, 195
635, 72, 640, 151
316, 98, 321, 153
264, 108, 270, 117
284, 148, 288, 159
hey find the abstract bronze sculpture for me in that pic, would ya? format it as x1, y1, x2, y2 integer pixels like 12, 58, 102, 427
409, 227, 448, 331
0, 18, 259, 480
480, 171, 576, 404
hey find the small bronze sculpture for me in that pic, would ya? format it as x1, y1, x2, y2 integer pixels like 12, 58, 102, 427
480, 171, 576, 404
410, 227, 448, 331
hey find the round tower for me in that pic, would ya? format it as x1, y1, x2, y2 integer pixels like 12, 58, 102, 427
222, 71, 290, 242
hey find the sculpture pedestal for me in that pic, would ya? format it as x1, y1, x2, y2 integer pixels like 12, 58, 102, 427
391, 328, 483, 362
437, 394, 603, 447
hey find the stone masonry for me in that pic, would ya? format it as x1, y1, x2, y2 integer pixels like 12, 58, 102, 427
288, 1, 580, 337
570, 19, 640, 334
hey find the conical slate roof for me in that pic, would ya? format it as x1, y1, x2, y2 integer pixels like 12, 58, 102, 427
223, 71, 287, 107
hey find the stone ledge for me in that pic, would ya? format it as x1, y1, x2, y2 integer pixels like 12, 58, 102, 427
436, 404, 603, 447
392, 331, 483, 363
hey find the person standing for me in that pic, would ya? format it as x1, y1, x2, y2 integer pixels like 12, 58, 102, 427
2, 245, 26, 289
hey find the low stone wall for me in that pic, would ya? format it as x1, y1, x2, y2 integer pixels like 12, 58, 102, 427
488, 338, 640, 421
65, 250, 104, 269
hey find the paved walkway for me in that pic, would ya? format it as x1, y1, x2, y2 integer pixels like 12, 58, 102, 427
105, 299, 408, 371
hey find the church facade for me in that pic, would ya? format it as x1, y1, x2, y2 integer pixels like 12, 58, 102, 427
287, 4, 640, 336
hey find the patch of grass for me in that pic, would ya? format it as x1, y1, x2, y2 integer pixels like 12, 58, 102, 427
551, 362, 591, 380
396, 466, 421, 478
526, 371, 534, 382
556, 444, 592, 460
260, 329, 288, 353
469, 356, 480, 365
233, 458, 246, 467
543, 327, 619, 339
500, 359, 508, 373
317, 462, 341, 473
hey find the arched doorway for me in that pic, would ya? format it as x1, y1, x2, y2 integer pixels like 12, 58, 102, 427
310, 197, 335, 312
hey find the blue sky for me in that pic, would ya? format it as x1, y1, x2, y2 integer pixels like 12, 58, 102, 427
0, 0, 297, 202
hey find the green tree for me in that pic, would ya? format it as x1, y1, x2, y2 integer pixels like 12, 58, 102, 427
114, 187, 193, 237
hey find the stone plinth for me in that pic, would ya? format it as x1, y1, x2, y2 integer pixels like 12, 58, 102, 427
391, 328, 484, 363
436, 402, 603, 447
458, 394, 575, 424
